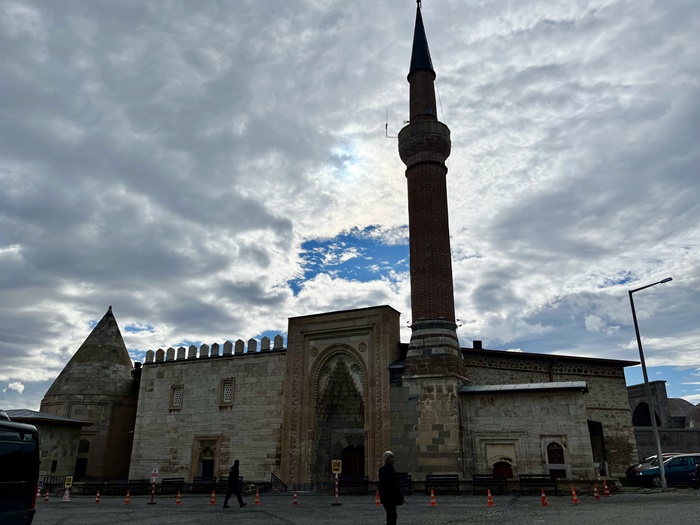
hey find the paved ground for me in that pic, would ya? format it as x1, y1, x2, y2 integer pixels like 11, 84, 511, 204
32, 488, 700, 525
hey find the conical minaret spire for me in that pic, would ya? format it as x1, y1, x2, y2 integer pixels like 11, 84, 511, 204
409, 3, 434, 78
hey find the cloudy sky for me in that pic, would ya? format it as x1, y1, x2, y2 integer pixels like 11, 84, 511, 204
1, 0, 698, 411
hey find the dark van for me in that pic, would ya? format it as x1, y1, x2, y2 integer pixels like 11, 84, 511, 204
0, 418, 40, 524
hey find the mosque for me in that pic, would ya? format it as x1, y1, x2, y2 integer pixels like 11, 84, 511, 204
35, 4, 641, 488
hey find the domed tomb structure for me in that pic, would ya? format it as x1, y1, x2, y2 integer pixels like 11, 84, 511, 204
41, 306, 139, 479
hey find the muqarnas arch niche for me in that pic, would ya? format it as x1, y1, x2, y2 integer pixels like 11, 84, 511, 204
313, 350, 366, 484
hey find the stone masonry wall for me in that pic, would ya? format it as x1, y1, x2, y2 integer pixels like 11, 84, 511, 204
129, 351, 286, 482
389, 382, 420, 476
36, 423, 83, 478
463, 352, 637, 477
462, 390, 595, 479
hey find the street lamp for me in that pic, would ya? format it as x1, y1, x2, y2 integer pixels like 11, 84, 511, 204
629, 276, 672, 489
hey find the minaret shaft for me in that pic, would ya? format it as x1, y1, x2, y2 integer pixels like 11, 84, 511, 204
399, 14, 457, 330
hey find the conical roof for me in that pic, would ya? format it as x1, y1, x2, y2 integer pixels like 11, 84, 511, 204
409, 4, 435, 79
43, 306, 135, 398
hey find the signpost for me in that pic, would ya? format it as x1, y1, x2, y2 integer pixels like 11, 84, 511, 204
148, 468, 158, 505
331, 460, 342, 506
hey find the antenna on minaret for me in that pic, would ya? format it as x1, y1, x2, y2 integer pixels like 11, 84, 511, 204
385, 108, 398, 139
417, 0, 422, 8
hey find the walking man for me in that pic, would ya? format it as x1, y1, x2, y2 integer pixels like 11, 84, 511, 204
223, 460, 247, 508
378, 451, 404, 525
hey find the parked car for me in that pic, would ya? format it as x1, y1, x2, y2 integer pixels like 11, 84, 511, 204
634, 453, 700, 487
625, 453, 681, 478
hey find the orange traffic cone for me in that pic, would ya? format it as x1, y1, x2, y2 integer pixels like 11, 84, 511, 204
124, 490, 131, 505
292, 491, 299, 506
95, 491, 100, 504
593, 485, 600, 500
429, 489, 437, 507
571, 487, 580, 504
375, 489, 381, 506
254, 490, 260, 506
603, 480, 610, 497
176, 491, 182, 505
44, 491, 49, 503
61, 489, 70, 502
486, 489, 495, 507
541, 489, 548, 507
210, 490, 216, 505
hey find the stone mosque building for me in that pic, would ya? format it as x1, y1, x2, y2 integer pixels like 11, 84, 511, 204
39, 4, 640, 487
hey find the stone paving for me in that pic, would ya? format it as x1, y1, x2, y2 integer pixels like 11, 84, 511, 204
32, 489, 700, 525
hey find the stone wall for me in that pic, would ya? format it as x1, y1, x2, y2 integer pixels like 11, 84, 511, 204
129, 350, 286, 482
463, 351, 637, 476
461, 389, 596, 479
389, 382, 420, 475
35, 423, 83, 477
634, 428, 700, 460
41, 396, 137, 479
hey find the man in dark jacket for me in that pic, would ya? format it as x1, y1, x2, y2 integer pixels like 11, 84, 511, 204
378, 451, 404, 525
223, 460, 247, 508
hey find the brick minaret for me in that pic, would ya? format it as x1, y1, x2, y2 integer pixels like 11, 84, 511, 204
396, 2, 466, 478
399, 3, 465, 380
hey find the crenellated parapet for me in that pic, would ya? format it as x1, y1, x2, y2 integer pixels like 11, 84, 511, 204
144, 334, 286, 364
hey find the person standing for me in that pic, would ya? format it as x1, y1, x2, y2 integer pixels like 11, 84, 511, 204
378, 451, 404, 525
223, 460, 247, 508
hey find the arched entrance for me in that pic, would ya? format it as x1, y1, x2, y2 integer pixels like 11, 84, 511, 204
199, 447, 215, 478
492, 461, 513, 479
313, 353, 365, 485
632, 402, 661, 426
341, 445, 365, 477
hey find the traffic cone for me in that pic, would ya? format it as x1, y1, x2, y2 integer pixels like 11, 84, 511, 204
62, 489, 70, 502
603, 480, 610, 497
254, 490, 260, 506
593, 485, 600, 500
429, 489, 437, 507
541, 489, 548, 507
486, 489, 495, 507
210, 490, 216, 505
124, 490, 131, 505
44, 491, 49, 503
571, 487, 580, 505
375, 489, 381, 506
176, 491, 182, 505
292, 491, 299, 506
95, 491, 100, 504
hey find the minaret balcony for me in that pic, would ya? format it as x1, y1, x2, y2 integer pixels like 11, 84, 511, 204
398, 120, 451, 169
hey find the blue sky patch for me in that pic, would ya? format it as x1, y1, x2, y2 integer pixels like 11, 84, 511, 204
290, 226, 409, 295
124, 323, 155, 334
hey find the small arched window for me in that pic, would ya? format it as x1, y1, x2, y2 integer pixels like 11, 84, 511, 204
547, 442, 565, 464
78, 439, 90, 454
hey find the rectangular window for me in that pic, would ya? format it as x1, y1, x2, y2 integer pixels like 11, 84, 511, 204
170, 385, 183, 410
220, 379, 234, 406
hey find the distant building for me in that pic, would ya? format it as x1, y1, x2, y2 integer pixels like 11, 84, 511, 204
628, 381, 700, 459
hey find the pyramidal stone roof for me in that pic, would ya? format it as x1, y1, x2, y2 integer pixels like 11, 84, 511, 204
43, 306, 135, 398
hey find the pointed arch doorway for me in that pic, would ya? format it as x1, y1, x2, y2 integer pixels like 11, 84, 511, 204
313, 353, 366, 486
341, 444, 365, 478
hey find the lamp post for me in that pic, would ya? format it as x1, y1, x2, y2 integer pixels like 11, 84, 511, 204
628, 276, 672, 489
